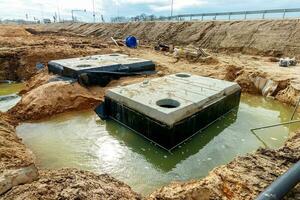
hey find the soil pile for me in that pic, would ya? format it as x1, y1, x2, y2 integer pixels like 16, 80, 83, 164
1, 168, 142, 200
149, 132, 300, 200
40, 19, 300, 58
9, 80, 102, 121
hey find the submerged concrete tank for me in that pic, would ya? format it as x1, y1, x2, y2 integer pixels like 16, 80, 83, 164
96, 73, 241, 151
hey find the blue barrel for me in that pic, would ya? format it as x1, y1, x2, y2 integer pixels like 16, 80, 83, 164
125, 36, 138, 48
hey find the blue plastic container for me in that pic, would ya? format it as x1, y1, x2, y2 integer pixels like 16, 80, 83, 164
125, 36, 138, 48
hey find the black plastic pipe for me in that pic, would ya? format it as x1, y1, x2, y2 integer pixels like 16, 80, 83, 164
256, 161, 300, 200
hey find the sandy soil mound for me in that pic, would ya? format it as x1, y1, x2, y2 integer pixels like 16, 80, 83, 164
149, 132, 300, 200
0, 26, 31, 37
1, 168, 142, 200
19, 70, 56, 95
8, 81, 102, 121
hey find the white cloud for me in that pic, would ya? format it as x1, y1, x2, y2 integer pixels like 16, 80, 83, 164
0, 0, 105, 20
149, 0, 207, 12
116, 0, 207, 12
0, 0, 299, 20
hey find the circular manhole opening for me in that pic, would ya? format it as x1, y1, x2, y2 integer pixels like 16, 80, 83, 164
76, 64, 92, 68
156, 99, 180, 108
175, 73, 191, 78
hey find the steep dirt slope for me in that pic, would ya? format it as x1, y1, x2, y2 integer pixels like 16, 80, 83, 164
0, 113, 38, 195
1, 169, 142, 200
39, 19, 300, 58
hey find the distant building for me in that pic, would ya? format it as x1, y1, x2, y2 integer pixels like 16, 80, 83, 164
43, 19, 51, 24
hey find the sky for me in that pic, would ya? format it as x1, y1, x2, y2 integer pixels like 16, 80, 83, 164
0, 0, 299, 22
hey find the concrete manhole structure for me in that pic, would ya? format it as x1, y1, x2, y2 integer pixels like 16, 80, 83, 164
48, 54, 155, 78
95, 73, 241, 150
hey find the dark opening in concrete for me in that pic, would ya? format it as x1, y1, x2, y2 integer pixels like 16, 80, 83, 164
156, 99, 180, 108
76, 64, 92, 68
175, 73, 191, 78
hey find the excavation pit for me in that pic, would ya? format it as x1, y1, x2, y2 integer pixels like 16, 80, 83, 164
96, 73, 241, 150
48, 53, 155, 78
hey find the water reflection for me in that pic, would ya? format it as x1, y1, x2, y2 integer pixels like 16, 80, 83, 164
104, 109, 238, 172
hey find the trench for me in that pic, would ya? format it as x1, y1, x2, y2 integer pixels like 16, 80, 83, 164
10, 91, 299, 195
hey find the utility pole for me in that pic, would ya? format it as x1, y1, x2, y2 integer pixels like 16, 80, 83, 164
171, 0, 174, 17
56, 0, 61, 22
71, 10, 74, 21
92, 0, 96, 23
39, 4, 44, 21
71, 9, 87, 22
116, 0, 119, 20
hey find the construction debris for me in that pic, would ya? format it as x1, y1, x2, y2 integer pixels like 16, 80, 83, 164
173, 45, 209, 62
279, 57, 297, 67
250, 76, 278, 97
110, 37, 124, 47
154, 43, 174, 52
125, 36, 138, 48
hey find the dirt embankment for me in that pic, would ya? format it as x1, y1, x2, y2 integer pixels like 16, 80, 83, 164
40, 19, 300, 58
0, 113, 38, 195
149, 132, 300, 200
1, 169, 142, 200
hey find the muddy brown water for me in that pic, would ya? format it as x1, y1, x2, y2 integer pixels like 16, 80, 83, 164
12, 93, 299, 195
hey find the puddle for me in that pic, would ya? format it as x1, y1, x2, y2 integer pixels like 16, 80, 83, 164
0, 82, 23, 111
16, 94, 300, 195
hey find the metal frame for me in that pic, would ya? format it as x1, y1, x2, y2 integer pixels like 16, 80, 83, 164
155, 8, 300, 22
251, 96, 300, 148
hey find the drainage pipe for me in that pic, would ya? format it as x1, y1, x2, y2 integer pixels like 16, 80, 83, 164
256, 161, 300, 200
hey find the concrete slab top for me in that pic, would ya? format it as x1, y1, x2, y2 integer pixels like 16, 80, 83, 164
49, 54, 153, 71
106, 73, 241, 126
